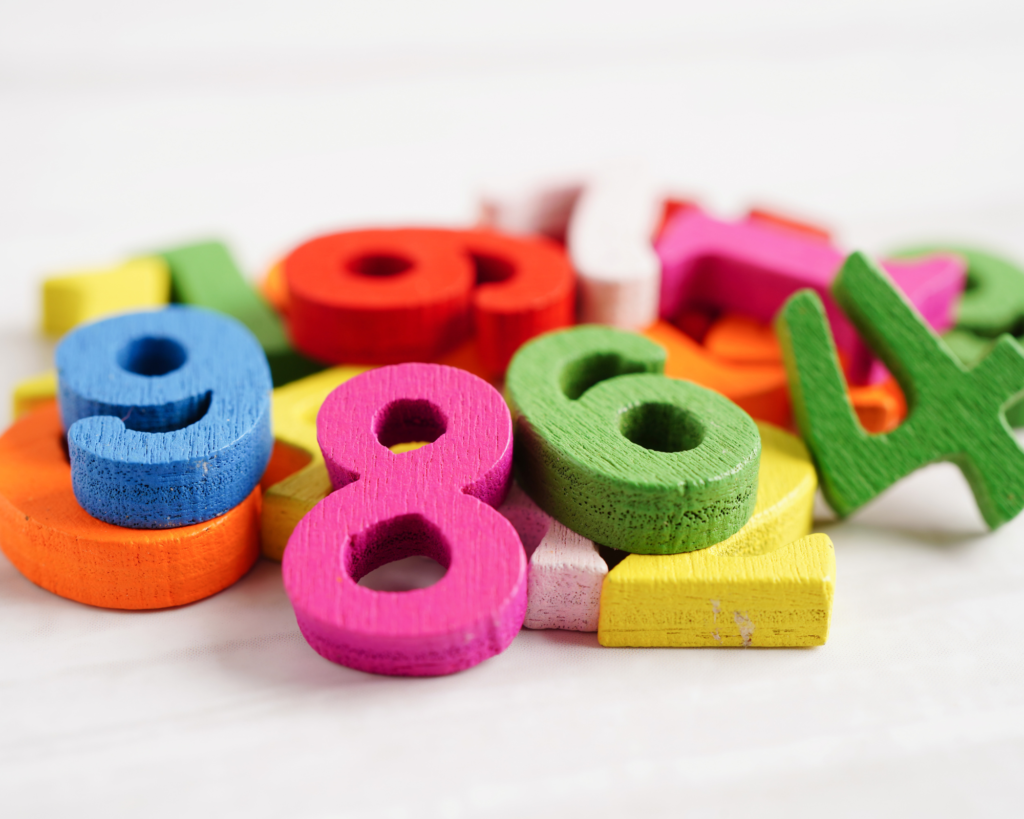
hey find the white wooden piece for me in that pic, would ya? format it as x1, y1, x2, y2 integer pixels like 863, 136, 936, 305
498, 483, 608, 632
567, 166, 664, 329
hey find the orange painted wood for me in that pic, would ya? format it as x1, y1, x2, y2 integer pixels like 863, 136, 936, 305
645, 319, 905, 433
643, 320, 793, 427
283, 228, 574, 375
0, 402, 261, 609
260, 261, 290, 317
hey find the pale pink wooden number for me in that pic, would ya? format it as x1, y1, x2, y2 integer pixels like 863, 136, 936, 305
283, 363, 526, 676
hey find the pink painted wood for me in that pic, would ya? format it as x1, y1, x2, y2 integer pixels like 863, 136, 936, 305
282, 363, 526, 677
656, 209, 966, 384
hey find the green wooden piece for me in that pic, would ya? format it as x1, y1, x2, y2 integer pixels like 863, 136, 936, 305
159, 241, 324, 387
941, 329, 1024, 427
776, 251, 1024, 529
505, 325, 761, 554
892, 244, 1024, 337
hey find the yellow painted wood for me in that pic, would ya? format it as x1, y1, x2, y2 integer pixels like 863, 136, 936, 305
12, 370, 57, 420
262, 366, 370, 560
42, 257, 171, 337
598, 422, 835, 647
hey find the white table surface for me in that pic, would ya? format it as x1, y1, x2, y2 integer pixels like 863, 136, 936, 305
2, 2, 1024, 816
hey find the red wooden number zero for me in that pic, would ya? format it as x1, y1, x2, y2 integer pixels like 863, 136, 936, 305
282, 363, 527, 676
283, 228, 574, 375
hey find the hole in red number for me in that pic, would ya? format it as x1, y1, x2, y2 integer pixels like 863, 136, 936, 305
348, 514, 450, 592
374, 399, 446, 449
346, 253, 413, 277
469, 252, 515, 285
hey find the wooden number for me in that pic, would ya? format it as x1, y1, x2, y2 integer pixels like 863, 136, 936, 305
567, 167, 664, 329
283, 364, 526, 676
261, 366, 369, 560
657, 208, 966, 384
0, 402, 260, 608
777, 251, 1024, 528
598, 422, 835, 647
159, 241, 323, 387
12, 370, 58, 420
56, 307, 272, 528
498, 484, 607, 632
283, 228, 574, 376
42, 257, 170, 337
506, 326, 761, 554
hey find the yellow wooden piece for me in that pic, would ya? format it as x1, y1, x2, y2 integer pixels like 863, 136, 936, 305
598, 422, 835, 647
12, 370, 57, 420
261, 366, 435, 559
42, 257, 171, 337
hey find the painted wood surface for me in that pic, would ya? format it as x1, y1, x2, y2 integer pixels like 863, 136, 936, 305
12, 369, 57, 420
657, 208, 966, 384
498, 484, 607, 632
479, 179, 582, 244
0, 402, 260, 609
598, 422, 833, 647
57, 307, 272, 528
42, 257, 171, 337
283, 364, 526, 677
777, 251, 1024, 529
698, 313, 907, 434
567, 167, 664, 329
261, 365, 369, 560
507, 325, 761, 554
283, 228, 573, 375
160, 240, 323, 387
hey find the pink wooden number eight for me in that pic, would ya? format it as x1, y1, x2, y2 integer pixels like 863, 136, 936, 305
283, 363, 527, 676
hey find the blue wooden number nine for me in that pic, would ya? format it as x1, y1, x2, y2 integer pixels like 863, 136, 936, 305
56, 306, 273, 528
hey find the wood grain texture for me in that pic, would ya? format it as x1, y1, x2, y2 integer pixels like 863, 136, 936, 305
283, 364, 526, 677
657, 208, 966, 384
567, 167, 664, 329
777, 251, 1024, 529
498, 484, 607, 632
598, 423, 832, 647
159, 240, 323, 387
506, 325, 761, 554
41, 257, 171, 337
0, 402, 260, 609
261, 365, 369, 561
12, 369, 57, 420
284, 228, 573, 375
56, 307, 272, 528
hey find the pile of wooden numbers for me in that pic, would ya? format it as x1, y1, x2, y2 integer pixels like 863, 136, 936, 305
4, 170, 1023, 677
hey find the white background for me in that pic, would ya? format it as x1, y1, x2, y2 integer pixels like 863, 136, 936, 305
2, 1, 1024, 816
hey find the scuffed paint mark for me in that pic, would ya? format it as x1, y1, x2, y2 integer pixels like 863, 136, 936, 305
710, 599, 721, 643
734, 611, 755, 647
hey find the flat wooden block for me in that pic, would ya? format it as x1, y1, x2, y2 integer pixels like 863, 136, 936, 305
598, 423, 833, 647
42, 257, 170, 337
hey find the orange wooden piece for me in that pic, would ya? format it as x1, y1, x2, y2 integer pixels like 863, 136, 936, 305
643, 320, 793, 427
0, 402, 261, 609
260, 261, 290, 317
643, 317, 909, 434
260, 439, 313, 492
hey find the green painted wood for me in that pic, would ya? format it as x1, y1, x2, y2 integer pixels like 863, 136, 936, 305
505, 325, 761, 554
776, 251, 1024, 529
159, 241, 324, 387
892, 244, 1024, 337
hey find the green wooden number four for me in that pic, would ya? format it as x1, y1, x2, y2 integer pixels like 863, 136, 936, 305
776, 251, 1024, 529
506, 325, 761, 554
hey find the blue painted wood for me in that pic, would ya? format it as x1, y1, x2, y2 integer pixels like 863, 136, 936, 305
56, 306, 273, 528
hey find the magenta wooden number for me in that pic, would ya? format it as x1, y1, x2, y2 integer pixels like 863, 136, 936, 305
283, 363, 527, 676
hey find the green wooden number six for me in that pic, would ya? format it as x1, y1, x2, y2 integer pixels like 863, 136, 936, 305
505, 326, 761, 555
